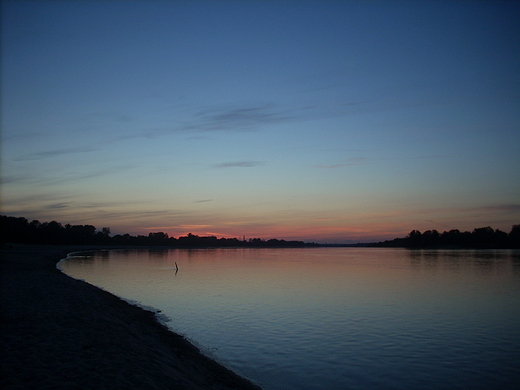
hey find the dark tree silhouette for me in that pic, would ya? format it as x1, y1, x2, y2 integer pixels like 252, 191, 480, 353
509, 225, 520, 248
1, 215, 315, 248
377, 225, 519, 249
2, 215, 518, 248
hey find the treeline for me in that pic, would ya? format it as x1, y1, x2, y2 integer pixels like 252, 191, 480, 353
377, 225, 520, 249
0, 216, 316, 248
3, 216, 518, 249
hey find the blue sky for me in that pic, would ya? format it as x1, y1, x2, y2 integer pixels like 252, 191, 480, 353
2, 0, 519, 243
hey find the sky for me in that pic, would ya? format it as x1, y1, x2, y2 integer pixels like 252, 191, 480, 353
1, 0, 519, 243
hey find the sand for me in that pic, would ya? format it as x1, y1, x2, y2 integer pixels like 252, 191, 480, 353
0, 245, 263, 390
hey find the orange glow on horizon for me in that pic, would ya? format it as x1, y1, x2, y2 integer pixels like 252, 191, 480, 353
130, 222, 412, 243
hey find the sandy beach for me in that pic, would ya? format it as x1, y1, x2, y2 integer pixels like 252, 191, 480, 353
0, 245, 262, 390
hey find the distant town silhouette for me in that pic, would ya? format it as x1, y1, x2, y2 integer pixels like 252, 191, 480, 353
1, 215, 519, 249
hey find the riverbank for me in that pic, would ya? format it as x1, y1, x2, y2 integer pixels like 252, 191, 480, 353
0, 244, 262, 390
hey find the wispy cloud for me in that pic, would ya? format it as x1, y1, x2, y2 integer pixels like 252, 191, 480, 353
472, 204, 520, 213
193, 103, 291, 131
213, 161, 265, 168
104, 103, 295, 141
316, 157, 367, 168
317, 163, 360, 169
194, 199, 214, 203
380, 154, 452, 162
316, 154, 451, 169
0, 174, 31, 184
2, 131, 45, 142
99, 99, 372, 144
15, 146, 98, 161
3, 165, 136, 187
55, 165, 135, 185
46, 203, 71, 209
185, 135, 214, 141
56, 111, 136, 127
418, 204, 520, 216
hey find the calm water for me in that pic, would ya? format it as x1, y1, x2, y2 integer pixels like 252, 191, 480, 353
59, 248, 520, 390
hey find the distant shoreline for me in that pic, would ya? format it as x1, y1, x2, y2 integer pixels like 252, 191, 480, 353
2, 215, 518, 249
0, 244, 262, 390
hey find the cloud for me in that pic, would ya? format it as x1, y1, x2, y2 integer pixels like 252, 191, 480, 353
110, 103, 295, 140
191, 103, 293, 131
16, 146, 98, 161
102, 98, 375, 143
115, 115, 134, 122
425, 204, 520, 216
316, 154, 450, 169
108, 100, 340, 143
194, 199, 214, 203
0, 174, 30, 184
42, 165, 136, 186
57, 111, 136, 127
316, 163, 360, 169
316, 157, 367, 168
46, 203, 70, 209
2, 131, 45, 142
213, 161, 265, 168
185, 135, 214, 141
473, 204, 520, 213
2, 164, 137, 188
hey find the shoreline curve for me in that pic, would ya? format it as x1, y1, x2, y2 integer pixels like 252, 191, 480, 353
0, 244, 263, 390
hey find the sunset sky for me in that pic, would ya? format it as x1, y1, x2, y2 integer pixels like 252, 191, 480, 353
2, 0, 519, 243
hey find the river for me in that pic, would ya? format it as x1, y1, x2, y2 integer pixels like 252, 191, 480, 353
59, 247, 520, 390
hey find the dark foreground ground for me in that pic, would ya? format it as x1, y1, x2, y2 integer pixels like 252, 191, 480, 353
0, 245, 262, 390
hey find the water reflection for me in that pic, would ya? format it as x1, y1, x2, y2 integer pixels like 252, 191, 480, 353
406, 249, 519, 273
61, 248, 520, 390
148, 249, 169, 260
